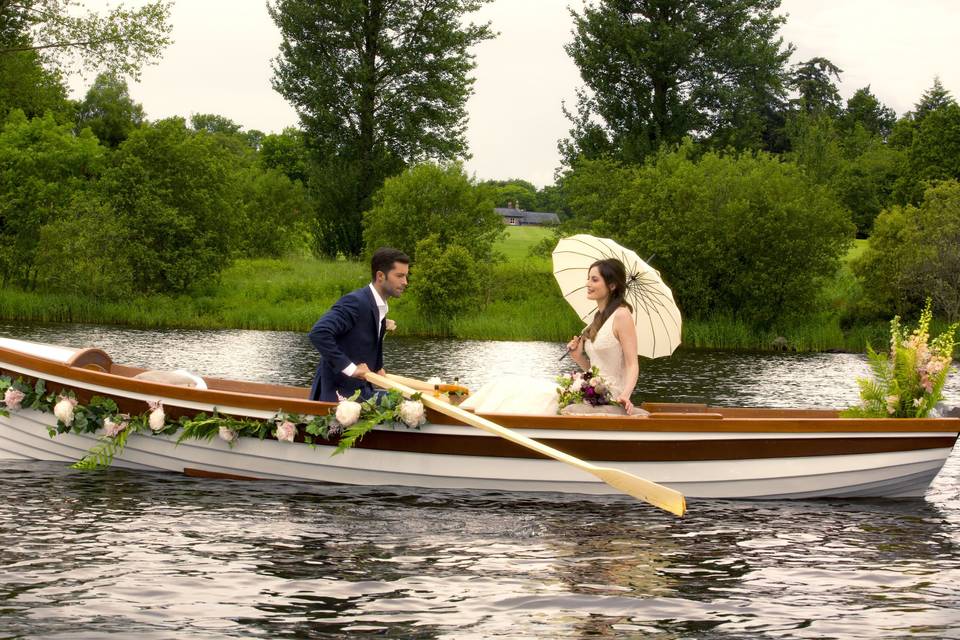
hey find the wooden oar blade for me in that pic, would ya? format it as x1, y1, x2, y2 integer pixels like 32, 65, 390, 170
366, 371, 687, 517
594, 466, 686, 516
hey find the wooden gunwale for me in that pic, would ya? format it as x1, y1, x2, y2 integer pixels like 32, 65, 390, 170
2, 344, 960, 436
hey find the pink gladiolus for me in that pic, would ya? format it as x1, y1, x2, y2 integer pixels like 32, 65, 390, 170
3, 388, 25, 411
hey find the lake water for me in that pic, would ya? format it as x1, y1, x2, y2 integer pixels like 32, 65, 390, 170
2, 323, 959, 639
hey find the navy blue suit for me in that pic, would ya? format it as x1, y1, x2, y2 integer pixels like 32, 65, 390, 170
309, 286, 386, 402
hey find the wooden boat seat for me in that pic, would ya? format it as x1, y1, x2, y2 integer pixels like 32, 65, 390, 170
66, 348, 113, 373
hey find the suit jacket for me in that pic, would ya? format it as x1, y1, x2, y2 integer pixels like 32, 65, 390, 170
309, 286, 385, 402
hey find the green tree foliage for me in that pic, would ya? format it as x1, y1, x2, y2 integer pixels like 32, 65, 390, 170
33, 192, 134, 297
566, 144, 854, 324
913, 76, 956, 122
789, 57, 843, 116
362, 162, 503, 264
840, 86, 897, 140
234, 166, 308, 258
854, 181, 960, 321
482, 178, 539, 210
409, 235, 482, 324
0, 0, 172, 79
0, 110, 105, 288
908, 103, 960, 184
269, 0, 494, 257
101, 118, 238, 293
833, 143, 905, 236
0, 49, 72, 120
561, 0, 792, 164
260, 128, 310, 184
190, 113, 243, 136
75, 73, 144, 147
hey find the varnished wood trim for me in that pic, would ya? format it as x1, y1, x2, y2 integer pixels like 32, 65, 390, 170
3, 344, 960, 434
319, 430, 959, 461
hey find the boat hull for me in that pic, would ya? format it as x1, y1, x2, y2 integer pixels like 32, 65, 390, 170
1, 337, 958, 500
1, 407, 953, 499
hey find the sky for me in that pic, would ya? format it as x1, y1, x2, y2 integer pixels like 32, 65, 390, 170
67, 0, 960, 188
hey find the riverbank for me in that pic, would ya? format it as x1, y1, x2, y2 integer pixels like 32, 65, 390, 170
0, 228, 897, 352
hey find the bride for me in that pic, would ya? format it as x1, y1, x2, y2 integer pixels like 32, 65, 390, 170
459, 258, 641, 415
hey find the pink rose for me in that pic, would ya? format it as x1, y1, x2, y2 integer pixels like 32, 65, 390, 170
3, 387, 25, 411
276, 420, 297, 442
219, 426, 238, 443
103, 416, 129, 438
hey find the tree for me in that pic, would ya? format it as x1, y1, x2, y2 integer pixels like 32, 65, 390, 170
853, 181, 960, 321
481, 178, 539, 210
0, 110, 106, 287
0, 1, 172, 79
190, 113, 243, 136
913, 76, 956, 122
789, 57, 843, 116
0, 49, 72, 120
269, 0, 494, 257
840, 86, 897, 140
101, 118, 239, 293
75, 72, 144, 147
362, 162, 502, 264
571, 143, 854, 324
908, 103, 960, 185
561, 0, 792, 165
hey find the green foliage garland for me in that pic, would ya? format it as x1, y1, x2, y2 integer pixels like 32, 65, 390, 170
0, 375, 424, 469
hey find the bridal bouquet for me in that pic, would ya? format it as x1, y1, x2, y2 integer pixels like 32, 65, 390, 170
843, 299, 957, 418
556, 367, 612, 409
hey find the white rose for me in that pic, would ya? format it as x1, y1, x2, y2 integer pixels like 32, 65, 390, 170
219, 426, 237, 443
276, 420, 297, 442
148, 401, 165, 432
53, 396, 77, 426
570, 378, 584, 392
335, 400, 363, 427
425, 376, 442, 385
398, 400, 426, 428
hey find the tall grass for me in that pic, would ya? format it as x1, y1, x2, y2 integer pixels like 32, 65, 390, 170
0, 230, 926, 352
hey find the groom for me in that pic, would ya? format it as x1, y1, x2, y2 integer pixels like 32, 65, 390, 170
308, 247, 410, 402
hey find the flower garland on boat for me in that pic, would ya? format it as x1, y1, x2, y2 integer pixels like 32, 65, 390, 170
556, 366, 613, 410
0, 375, 427, 469
842, 299, 958, 418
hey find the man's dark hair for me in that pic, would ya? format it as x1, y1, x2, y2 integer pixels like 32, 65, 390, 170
371, 247, 410, 281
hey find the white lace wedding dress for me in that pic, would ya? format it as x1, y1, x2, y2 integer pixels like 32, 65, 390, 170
459, 316, 628, 415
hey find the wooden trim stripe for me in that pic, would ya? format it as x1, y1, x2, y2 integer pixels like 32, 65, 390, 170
330, 430, 959, 461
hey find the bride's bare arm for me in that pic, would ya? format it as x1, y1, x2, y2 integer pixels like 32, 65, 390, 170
612, 308, 639, 411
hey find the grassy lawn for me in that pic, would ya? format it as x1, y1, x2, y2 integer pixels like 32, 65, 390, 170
494, 225, 555, 261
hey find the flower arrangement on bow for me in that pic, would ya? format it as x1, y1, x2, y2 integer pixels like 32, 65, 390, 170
556, 366, 612, 411
0, 374, 429, 469
843, 299, 958, 418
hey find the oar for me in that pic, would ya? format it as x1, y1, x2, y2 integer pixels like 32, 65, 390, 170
366, 372, 686, 517
385, 372, 470, 395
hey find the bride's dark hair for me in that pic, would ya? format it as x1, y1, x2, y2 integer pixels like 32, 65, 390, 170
585, 258, 632, 341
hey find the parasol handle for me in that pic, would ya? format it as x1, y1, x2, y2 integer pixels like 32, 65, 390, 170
559, 328, 588, 362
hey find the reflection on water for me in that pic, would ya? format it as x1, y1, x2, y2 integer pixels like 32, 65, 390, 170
1, 322, 959, 638
2, 321, 957, 408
